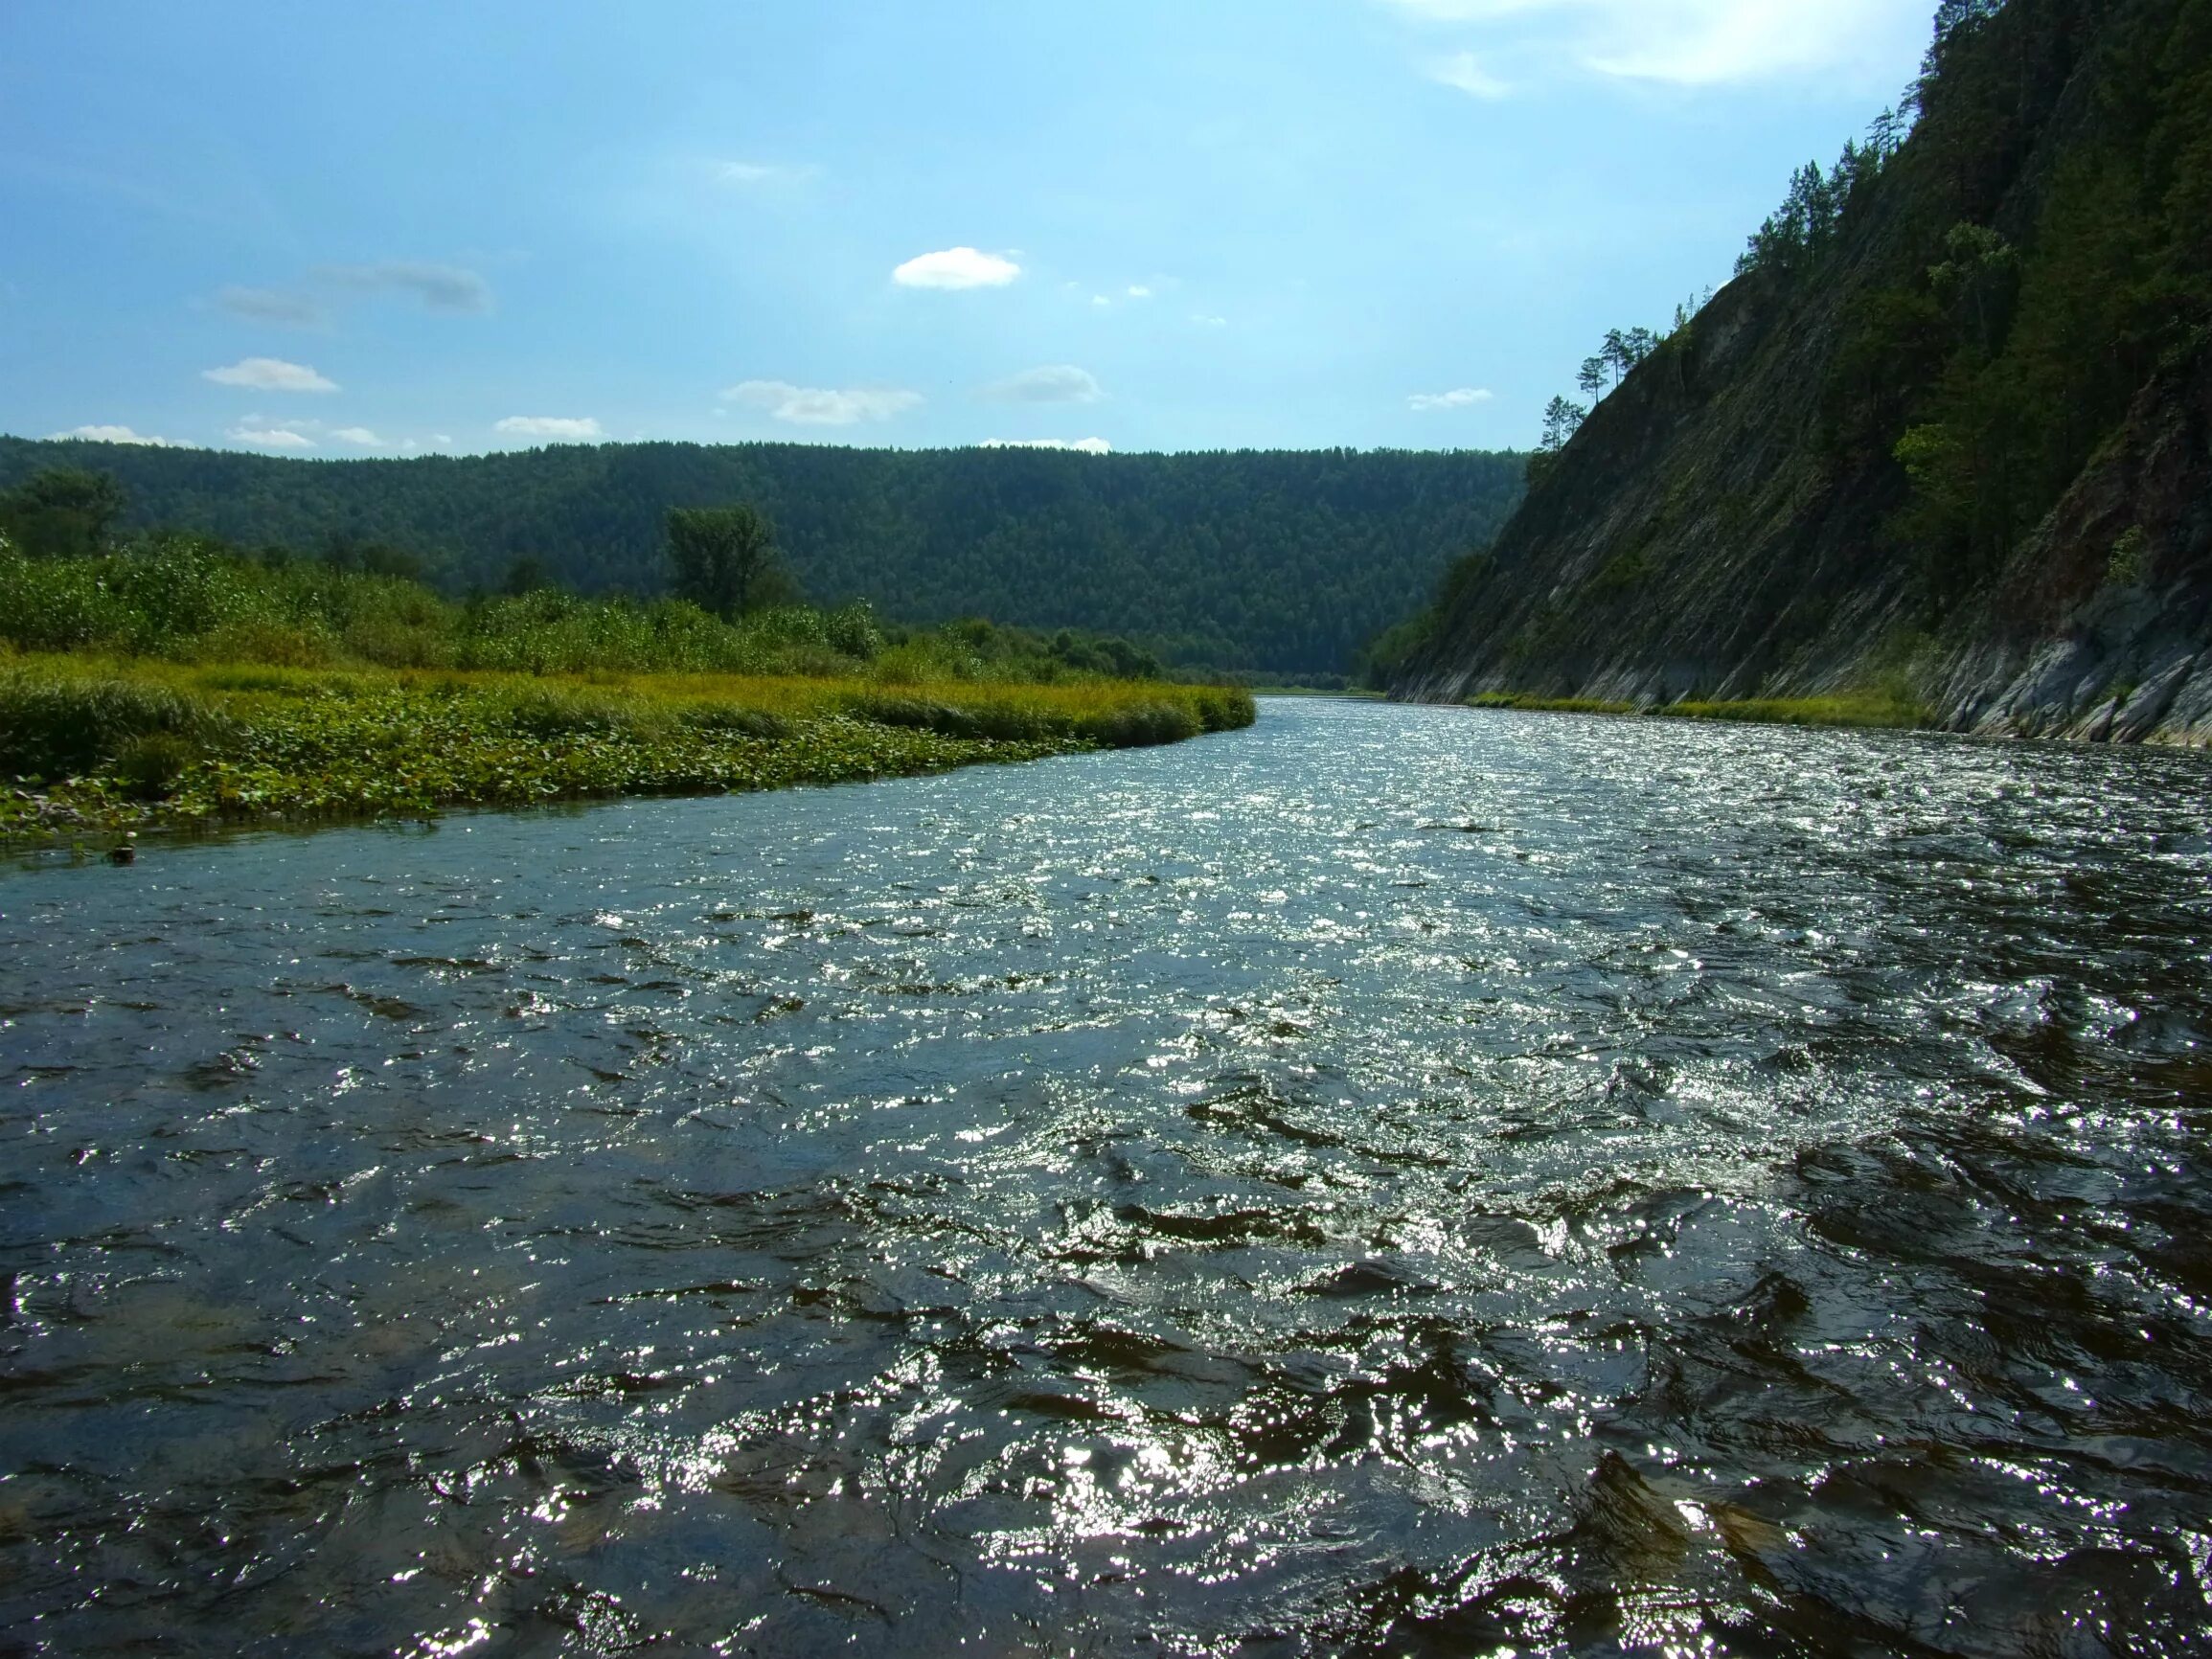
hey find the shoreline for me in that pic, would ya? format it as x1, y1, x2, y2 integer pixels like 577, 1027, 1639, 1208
1457, 690, 1929, 731
0, 658, 1256, 850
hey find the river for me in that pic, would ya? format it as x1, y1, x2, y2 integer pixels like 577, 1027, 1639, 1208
3, 698, 2209, 1656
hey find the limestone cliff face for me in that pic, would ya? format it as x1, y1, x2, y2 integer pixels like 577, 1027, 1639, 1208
1397, 0, 2212, 746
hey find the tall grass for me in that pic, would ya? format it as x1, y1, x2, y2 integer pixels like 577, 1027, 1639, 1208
0, 666, 233, 779
0, 534, 909, 678
1467, 690, 1930, 730
0, 534, 1255, 836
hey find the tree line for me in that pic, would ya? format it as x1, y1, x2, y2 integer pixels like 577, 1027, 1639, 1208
0, 439, 1527, 677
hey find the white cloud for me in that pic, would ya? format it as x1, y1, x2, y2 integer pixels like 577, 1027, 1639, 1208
493, 416, 604, 442
718, 160, 819, 186
46, 423, 182, 446
1409, 387, 1495, 411
1427, 50, 1511, 97
721, 381, 924, 426
1126, 284, 1154, 300
892, 247, 1022, 289
214, 285, 329, 328
1192, 313, 1229, 328
981, 438, 1112, 455
982, 364, 1104, 405
330, 426, 387, 447
319, 261, 493, 314
1375, 0, 1925, 87
229, 424, 317, 449
203, 356, 339, 393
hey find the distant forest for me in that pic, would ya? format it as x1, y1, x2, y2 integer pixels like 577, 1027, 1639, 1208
0, 438, 1525, 675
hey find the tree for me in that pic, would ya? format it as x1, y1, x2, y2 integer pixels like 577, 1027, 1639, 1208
0, 466, 126, 558
1602, 329, 1630, 382
667, 503, 781, 620
1578, 356, 1610, 403
1539, 397, 1587, 453
503, 555, 555, 597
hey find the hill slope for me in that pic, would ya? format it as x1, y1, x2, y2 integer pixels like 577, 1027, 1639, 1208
1394, 0, 2212, 744
0, 439, 1523, 677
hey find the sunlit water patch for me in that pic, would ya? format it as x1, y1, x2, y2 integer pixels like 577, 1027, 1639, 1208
3, 699, 2209, 1655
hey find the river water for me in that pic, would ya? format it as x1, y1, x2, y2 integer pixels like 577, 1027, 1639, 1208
3, 698, 2210, 1656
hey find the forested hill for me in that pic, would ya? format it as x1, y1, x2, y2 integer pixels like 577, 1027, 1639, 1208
0, 438, 1523, 676
1393, 0, 2212, 744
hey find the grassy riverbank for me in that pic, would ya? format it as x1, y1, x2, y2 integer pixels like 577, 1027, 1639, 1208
0, 657, 1254, 843
1468, 690, 1931, 731
0, 532, 1254, 845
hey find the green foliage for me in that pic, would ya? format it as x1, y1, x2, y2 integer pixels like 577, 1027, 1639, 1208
0, 442, 1527, 675
1356, 547, 1494, 689
1588, 547, 1654, 596
1529, 296, 1715, 474
1539, 398, 1586, 453
666, 503, 787, 620
1469, 691, 1930, 729
0, 533, 1178, 689
0, 660, 1258, 841
0, 467, 127, 559
0, 668, 232, 780
1809, 0, 2212, 613
113, 733, 197, 800
2108, 525, 2151, 585
1736, 99, 1911, 282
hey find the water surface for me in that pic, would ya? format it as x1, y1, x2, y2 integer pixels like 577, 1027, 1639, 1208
4, 699, 2210, 1655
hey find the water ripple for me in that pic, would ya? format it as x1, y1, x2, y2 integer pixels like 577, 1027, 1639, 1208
3, 700, 2209, 1655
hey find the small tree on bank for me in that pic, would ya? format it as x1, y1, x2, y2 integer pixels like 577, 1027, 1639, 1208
667, 504, 780, 620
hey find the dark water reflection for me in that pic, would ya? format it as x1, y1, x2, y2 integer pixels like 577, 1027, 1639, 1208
3, 699, 2210, 1656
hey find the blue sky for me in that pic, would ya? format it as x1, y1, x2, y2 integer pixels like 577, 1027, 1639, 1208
1, 0, 1934, 457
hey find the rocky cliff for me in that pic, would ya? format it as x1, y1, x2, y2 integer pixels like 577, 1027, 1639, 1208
1396, 0, 2212, 746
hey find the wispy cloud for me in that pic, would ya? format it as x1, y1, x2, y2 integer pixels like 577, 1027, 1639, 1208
981, 365, 1104, 405
1192, 313, 1229, 328
319, 261, 493, 314
1375, 0, 1925, 87
1426, 50, 1511, 97
228, 424, 316, 449
718, 160, 820, 187
493, 416, 604, 442
1409, 387, 1495, 411
47, 423, 182, 446
203, 356, 338, 393
213, 285, 330, 329
1125, 284, 1154, 300
981, 438, 1112, 455
892, 247, 1022, 290
722, 380, 924, 426
330, 426, 386, 447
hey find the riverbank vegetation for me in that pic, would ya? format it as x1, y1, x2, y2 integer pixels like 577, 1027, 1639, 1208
1468, 690, 1933, 730
0, 437, 1526, 677
0, 499, 1253, 844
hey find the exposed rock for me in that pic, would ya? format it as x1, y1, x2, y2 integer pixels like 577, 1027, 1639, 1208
1395, 0, 2212, 749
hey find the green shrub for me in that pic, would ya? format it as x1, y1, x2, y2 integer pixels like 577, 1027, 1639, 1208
492, 684, 667, 740
0, 670, 232, 780
681, 702, 794, 739
113, 732, 197, 800
1078, 701, 1201, 748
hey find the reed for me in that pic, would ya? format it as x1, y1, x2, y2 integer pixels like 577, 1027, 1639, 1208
0, 656, 1256, 842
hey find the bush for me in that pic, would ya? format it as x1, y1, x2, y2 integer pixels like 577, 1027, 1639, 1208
0, 670, 232, 780
1077, 701, 1200, 748
113, 732, 197, 800
681, 702, 794, 739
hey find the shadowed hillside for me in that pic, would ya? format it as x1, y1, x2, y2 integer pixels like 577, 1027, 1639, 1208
1394, 0, 2212, 744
